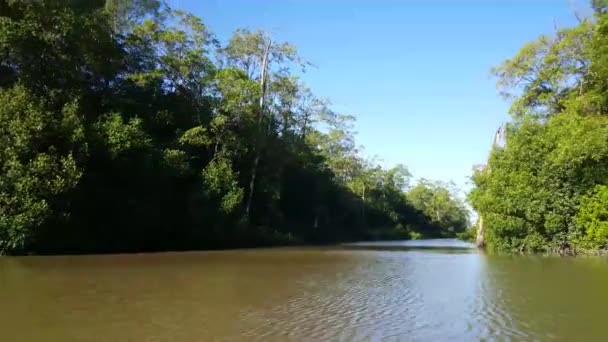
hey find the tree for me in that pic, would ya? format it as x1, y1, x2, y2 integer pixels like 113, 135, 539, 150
407, 180, 469, 237
469, 3, 608, 254
0, 86, 84, 253
0, 0, 439, 254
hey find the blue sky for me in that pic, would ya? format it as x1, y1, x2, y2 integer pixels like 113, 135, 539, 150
170, 0, 585, 193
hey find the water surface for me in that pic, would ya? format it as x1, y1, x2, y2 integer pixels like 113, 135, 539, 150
1, 239, 607, 341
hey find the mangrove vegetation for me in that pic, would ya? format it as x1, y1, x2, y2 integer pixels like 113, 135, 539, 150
470, 0, 608, 254
0, 0, 469, 255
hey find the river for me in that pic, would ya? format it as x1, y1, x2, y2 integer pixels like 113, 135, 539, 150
1, 239, 607, 341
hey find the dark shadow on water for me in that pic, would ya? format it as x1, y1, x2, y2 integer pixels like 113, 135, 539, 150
338, 239, 476, 253
336, 245, 475, 253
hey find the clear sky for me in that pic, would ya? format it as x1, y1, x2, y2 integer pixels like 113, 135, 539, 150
170, 0, 585, 193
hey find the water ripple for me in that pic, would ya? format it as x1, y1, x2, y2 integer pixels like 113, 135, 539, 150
4, 243, 605, 341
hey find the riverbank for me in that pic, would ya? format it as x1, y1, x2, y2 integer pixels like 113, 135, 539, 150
4, 223, 467, 256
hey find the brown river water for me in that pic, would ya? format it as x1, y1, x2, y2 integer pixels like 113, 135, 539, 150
1, 239, 607, 341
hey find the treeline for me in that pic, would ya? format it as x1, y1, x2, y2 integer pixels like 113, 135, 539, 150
469, 1, 608, 254
407, 180, 469, 239
0, 0, 468, 255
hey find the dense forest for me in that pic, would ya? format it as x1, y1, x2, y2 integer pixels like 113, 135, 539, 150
470, 1, 608, 254
0, 0, 468, 255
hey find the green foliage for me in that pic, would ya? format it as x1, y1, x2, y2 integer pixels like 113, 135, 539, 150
96, 113, 151, 158
179, 126, 212, 148
161, 148, 190, 177
470, 113, 608, 253
409, 231, 423, 240
407, 180, 469, 237
0, 0, 456, 254
470, 5, 608, 254
104, 0, 163, 33
575, 185, 608, 250
202, 157, 244, 214
456, 226, 477, 242
0, 86, 84, 253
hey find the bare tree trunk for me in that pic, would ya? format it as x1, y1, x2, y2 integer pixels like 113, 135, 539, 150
245, 39, 272, 220
361, 184, 366, 218
301, 113, 309, 139
474, 125, 505, 248
476, 215, 485, 248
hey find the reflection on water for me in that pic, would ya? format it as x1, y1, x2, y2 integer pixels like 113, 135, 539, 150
345, 239, 475, 248
342, 239, 475, 252
1, 239, 607, 341
477, 254, 608, 341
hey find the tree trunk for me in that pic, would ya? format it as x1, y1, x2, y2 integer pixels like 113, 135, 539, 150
476, 215, 485, 248
244, 39, 272, 220
361, 184, 365, 218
